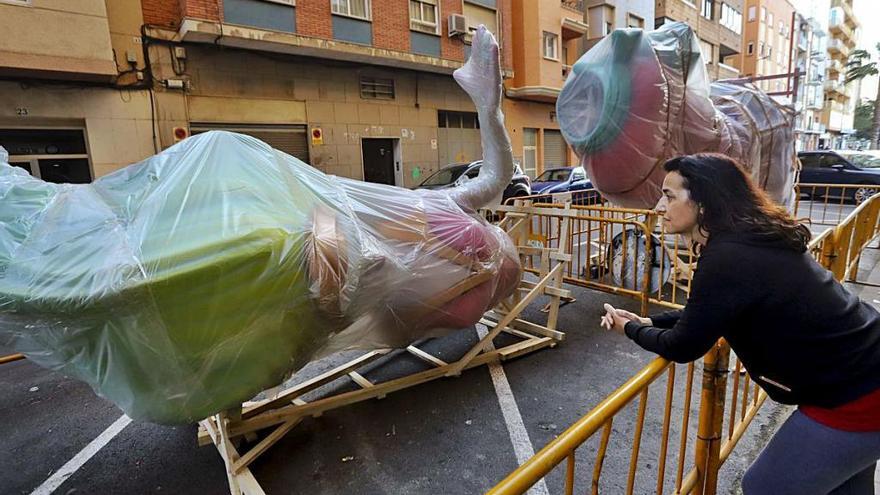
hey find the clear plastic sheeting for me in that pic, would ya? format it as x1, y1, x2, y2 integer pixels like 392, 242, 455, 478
557, 21, 796, 208
0, 131, 521, 424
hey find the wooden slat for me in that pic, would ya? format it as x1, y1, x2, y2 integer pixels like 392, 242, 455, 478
406, 346, 448, 367
348, 371, 374, 389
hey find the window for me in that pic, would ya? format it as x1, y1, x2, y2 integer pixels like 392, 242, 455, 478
438, 110, 479, 129
768, 12, 773, 26
571, 167, 587, 181
699, 39, 714, 64
0, 128, 92, 184
778, 20, 784, 35
543, 32, 558, 60
655, 16, 674, 29
800, 154, 821, 169
759, 41, 765, 56
605, 21, 613, 35
463, 2, 497, 36
760, 7, 766, 22
332, 0, 371, 20
747, 42, 754, 55
701, 0, 713, 20
523, 128, 538, 179
409, 0, 438, 34
720, 3, 742, 34
360, 76, 394, 99
748, 6, 756, 22
627, 13, 644, 28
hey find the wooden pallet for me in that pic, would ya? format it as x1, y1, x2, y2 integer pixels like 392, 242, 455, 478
199, 202, 572, 495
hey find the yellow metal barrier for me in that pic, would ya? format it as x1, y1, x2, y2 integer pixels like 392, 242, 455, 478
794, 183, 880, 227
488, 191, 880, 495
0, 353, 25, 365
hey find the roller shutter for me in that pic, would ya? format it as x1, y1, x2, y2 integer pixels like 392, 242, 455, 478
543, 129, 566, 170
190, 124, 310, 163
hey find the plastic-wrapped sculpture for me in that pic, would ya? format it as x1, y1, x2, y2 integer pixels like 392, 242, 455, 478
0, 27, 520, 424
557, 22, 797, 208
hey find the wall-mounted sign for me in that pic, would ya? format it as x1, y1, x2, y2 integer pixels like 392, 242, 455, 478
311, 128, 324, 145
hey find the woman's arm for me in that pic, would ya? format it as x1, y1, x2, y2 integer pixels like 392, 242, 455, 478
649, 309, 683, 329
620, 247, 752, 363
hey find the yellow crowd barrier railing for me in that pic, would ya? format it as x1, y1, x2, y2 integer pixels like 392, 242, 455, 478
488, 189, 880, 495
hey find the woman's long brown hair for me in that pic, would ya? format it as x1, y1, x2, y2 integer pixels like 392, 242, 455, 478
663, 153, 810, 252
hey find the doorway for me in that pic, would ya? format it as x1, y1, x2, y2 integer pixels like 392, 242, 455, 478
361, 138, 401, 186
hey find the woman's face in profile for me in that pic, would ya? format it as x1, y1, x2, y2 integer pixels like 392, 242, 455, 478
655, 171, 699, 235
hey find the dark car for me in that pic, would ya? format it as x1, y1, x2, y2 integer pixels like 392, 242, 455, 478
417, 160, 531, 202
798, 151, 880, 204
532, 167, 576, 194
531, 166, 600, 204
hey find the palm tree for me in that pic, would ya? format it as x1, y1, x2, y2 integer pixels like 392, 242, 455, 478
845, 44, 880, 148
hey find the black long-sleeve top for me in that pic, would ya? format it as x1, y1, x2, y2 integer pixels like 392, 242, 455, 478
624, 232, 880, 408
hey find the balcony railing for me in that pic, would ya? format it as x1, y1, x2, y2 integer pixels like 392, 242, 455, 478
561, 0, 584, 12
828, 38, 850, 59
829, 15, 854, 42
832, 0, 857, 28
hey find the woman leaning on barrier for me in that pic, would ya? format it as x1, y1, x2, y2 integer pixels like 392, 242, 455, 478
601, 153, 880, 495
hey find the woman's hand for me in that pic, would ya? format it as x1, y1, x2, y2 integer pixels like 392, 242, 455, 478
600, 303, 651, 334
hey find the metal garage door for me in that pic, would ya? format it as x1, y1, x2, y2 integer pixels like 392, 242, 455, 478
543, 129, 566, 170
190, 124, 310, 163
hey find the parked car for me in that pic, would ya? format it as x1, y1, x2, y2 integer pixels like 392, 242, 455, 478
797, 150, 880, 204
532, 166, 576, 193
416, 160, 531, 203
530, 166, 601, 204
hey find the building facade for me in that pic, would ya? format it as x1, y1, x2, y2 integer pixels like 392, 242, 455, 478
655, 0, 744, 81
790, 12, 826, 150
739, 0, 795, 96
1, 0, 518, 189
820, 0, 859, 148
503, 0, 588, 178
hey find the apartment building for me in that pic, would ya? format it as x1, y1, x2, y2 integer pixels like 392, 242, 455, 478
503, 0, 584, 177
0, 0, 515, 188
821, 0, 859, 148
739, 0, 795, 96
655, 0, 745, 81
790, 12, 826, 150
0, 0, 152, 182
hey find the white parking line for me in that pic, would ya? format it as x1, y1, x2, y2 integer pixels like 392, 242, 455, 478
30, 414, 132, 495
477, 325, 550, 495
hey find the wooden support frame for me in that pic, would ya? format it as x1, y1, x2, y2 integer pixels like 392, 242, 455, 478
199, 202, 571, 494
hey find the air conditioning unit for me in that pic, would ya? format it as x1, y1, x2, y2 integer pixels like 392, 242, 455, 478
448, 14, 468, 37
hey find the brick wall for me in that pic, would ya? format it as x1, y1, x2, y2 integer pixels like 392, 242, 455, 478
373, 0, 410, 52
142, 0, 181, 27
141, 0, 509, 67
297, 1, 333, 38
180, 0, 222, 22
498, 0, 513, 72
440, 0, 466, 61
